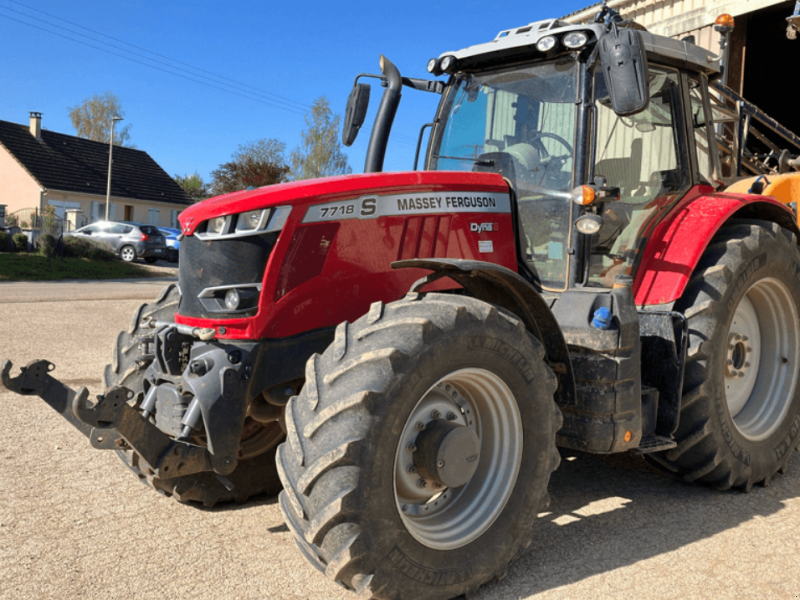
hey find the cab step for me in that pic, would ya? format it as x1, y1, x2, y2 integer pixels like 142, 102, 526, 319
635, 434, 677, 454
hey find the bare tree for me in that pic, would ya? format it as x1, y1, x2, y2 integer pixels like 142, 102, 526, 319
290, 97, 351, 180
211, 138, 290, 195
68, 91, 133, 146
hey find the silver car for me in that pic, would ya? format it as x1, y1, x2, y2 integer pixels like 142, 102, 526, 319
66, 221, 168, 263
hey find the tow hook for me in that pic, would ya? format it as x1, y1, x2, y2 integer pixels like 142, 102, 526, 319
0, 359, 220, 478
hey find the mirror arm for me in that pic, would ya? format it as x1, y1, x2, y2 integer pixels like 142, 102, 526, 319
401, 78, 445, 94
353, 73, 385, 86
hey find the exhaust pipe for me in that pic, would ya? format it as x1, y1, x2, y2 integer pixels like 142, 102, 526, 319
364, 55, 402, 173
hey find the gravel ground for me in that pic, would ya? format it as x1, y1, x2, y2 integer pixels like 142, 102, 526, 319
0, 282, 799, 600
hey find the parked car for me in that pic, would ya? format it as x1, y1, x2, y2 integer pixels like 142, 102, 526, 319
158, 227, 181, 263
65, 221, 167, 263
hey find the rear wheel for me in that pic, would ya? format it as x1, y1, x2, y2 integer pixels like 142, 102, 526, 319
277, 293, 561, 599
105, 284, 283, 506
119, 245, 136, 262
647, 221, 800, 489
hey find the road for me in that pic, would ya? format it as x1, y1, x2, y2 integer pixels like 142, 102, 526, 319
0, 280, 798, 600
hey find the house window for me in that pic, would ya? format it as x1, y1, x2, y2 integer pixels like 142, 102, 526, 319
171, 210, 179, 228
149, 208, 159, 226
91, 201, 115, 221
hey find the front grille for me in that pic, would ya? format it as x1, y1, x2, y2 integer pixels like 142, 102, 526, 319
178, 232, 278, 319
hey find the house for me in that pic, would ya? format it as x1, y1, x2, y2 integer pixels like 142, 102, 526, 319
0, 112, 192, 229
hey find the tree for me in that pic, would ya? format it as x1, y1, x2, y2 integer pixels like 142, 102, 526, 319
174, 173, 210, 203
210, 138, 290, 195
290, 96, 351, 180
68, 91, 133, 146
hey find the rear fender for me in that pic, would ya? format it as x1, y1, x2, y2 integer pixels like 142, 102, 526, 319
634, 187, 799, 306
392, 258, 576, 407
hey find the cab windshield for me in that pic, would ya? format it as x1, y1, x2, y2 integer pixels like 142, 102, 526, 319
428, 58, 579, 289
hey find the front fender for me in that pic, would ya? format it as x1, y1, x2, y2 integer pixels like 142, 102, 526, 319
392, 258, 576, 407
634, 187, 799, 306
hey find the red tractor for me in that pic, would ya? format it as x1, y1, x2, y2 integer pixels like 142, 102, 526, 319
4, 6, 800, 600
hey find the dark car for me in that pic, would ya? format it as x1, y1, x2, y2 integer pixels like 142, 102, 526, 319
65, 221, 167, 263
158, 227, 181, 263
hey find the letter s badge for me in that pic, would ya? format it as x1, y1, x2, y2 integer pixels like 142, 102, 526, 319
360, 197, 377, 217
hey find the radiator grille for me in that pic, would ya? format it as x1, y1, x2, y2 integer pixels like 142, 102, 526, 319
178, 232, 278, 319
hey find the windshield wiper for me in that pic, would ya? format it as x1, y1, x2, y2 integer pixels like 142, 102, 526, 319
430, 154, 485, 162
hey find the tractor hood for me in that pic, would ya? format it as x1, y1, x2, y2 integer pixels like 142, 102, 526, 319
178, 171, 509, 236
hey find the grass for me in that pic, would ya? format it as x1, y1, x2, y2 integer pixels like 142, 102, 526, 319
0, 253, 155, 281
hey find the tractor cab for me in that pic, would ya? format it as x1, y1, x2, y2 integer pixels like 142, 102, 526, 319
422, 14, 721, 292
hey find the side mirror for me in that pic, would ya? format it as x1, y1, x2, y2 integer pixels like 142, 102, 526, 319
342, 83, 371, 147
598, 27, 650, 116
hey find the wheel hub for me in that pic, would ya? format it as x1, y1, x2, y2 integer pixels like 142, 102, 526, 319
725, 333, 752, 379
394, 370, 523, 550
724, 277, 799, 440
413, 419, 481, 488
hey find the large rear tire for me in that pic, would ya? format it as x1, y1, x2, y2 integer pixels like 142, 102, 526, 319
647, 221, 800, 489
277, 293, 561, 599
104, 284, 283, 506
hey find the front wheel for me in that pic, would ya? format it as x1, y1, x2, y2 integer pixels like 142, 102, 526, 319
647, 221, 800, 489
277, 293, 561, 599
119, 245, 136, 262
144, 257, 159, 264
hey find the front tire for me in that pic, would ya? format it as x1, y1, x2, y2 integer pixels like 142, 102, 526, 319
105, 284, 283, 506
277, 293, 561, 599
647, 221, 800, 489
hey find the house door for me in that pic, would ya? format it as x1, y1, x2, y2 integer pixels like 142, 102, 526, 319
124, 205, 133, 221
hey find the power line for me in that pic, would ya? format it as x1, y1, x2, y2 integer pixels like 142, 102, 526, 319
0, 1, 431, 154
3, 0, 312, 112
0, 6, 308, 116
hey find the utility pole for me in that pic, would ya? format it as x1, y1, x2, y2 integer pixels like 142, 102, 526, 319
105, 116, 123, 221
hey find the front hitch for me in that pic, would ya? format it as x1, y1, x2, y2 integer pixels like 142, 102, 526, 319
1, 359, 217, 478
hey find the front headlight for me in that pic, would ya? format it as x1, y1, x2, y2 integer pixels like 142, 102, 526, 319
196, 206, 291, 240
235, 209, 268, 233
209, 216, 227, 234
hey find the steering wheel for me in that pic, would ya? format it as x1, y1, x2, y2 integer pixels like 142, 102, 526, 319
529, 131, 573, 158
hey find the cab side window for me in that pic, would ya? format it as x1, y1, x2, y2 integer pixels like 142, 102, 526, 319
688, 76, 716, 185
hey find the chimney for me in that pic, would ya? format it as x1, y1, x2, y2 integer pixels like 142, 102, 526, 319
29, 112, 42, 140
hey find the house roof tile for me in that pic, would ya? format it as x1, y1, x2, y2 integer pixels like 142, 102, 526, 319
0, 119, 192, 206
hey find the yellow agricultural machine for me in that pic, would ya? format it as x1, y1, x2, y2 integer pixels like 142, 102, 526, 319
712, 81, 800, 219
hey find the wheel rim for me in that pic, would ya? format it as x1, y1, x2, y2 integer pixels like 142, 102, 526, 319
394, 368, 523, 550
121, 247, 135, 261
238, 419, 284, 460
724, 277, 799, 441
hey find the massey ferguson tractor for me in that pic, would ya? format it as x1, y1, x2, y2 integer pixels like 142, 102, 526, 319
4, 5, 800, 600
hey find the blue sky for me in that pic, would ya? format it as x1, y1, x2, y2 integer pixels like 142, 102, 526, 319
0, 0, 591, 184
